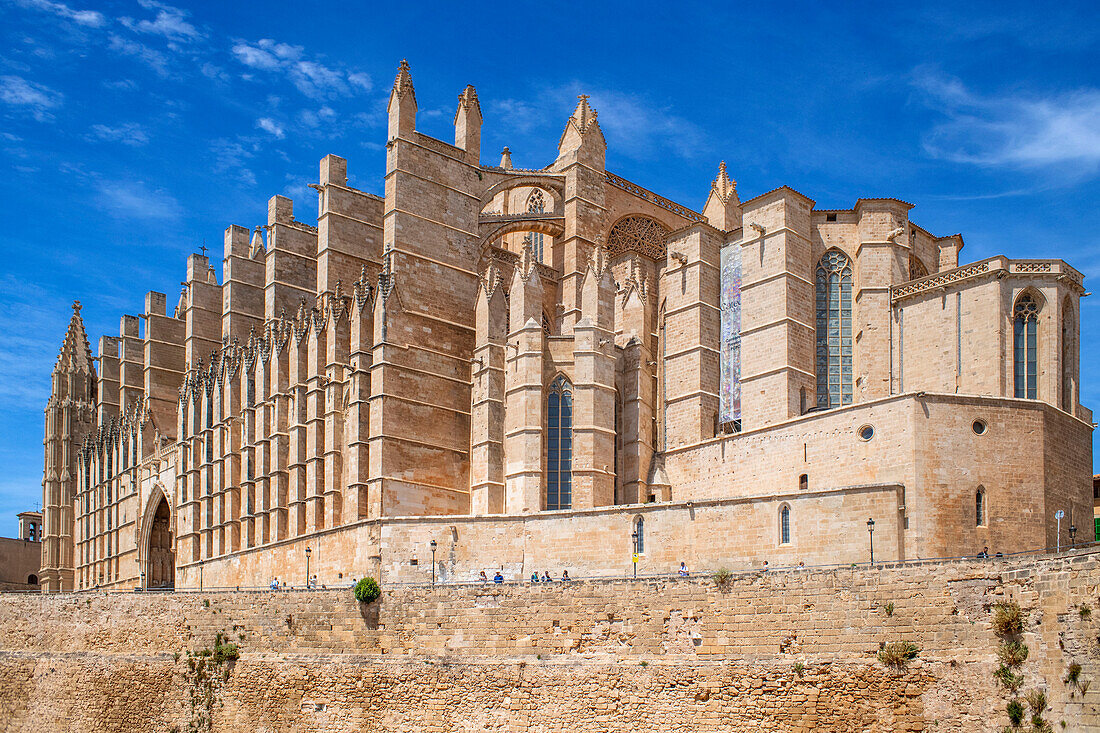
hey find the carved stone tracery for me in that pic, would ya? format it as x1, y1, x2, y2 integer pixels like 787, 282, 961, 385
606, 215, 670, 260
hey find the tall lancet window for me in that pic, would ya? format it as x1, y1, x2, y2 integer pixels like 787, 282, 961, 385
1014, 293, 1040, 399
546, 375, 573, 511
527, 190, 545, 262
815, 250, 853, 409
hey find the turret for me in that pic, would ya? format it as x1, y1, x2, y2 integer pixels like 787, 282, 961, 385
41, 301, 97, 591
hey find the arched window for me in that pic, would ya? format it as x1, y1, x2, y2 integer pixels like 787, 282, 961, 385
546, 375, 573, 511
815, 250, 853, 408
527, 190, 545, 262
27, 574, 37, 585
1013, 293, 1039, 399
909, 253, 929, 280
247, 373, 256, 407
779, 504, 791, 545
976, 488, 986, 527
633, 516, 644, 554
1062, 297, 1076, 413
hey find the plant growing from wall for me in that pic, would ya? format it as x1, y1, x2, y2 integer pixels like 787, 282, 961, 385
1025, 689, 1051, 732
994, 665, 1025, 694
997, 640, 1030, 667
993, 601, 1025, 637
711, 568, 732, 588
884, 602, 895, 617
354, 577, 381, 603
1005, 698, 1024, 726
177, 630, 240, 733
877, 641, 919, 668
1079, 604, 1091, 620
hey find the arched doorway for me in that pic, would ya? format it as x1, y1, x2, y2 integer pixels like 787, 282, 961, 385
143, 493, 175, 589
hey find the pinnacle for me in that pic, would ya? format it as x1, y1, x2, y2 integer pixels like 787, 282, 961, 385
393, 59, 414, 98
500, 146, 513, 169
712, 160, 737, 202
571, 94, 598, 133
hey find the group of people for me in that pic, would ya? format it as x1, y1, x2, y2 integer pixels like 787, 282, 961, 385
476, 569, 572, 584
267, 575, 325, 590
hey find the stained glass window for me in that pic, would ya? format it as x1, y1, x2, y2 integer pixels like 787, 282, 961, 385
815, 250, 853, 408
546, 375, 573, 510
527, 190, 545, 262
780, 505, 790, 544
1013, 294, 1039, 399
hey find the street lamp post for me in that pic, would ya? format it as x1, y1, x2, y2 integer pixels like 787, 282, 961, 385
430, 540, 437, 586
140, 571, 145, 592
631, 530, 639, 579
305, 546, 312, 588
1069, 524, 1078, 548
866, 518, 875, 565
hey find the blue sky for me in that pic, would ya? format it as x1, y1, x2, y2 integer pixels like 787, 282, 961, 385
1, 0, 1098, 537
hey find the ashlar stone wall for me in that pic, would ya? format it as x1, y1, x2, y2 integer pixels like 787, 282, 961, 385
2, 550, 1099, 731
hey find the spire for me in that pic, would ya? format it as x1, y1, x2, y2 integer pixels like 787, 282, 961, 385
703, 160, 742, 231
500, 146, 513, 169
387, 59, 418, 139
250, 226, 265, 257
55, 301, 94, 374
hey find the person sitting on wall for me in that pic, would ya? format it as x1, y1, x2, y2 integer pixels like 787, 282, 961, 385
678, 562, 689, 577
977, 546, 990, 559
762, 561, 769, 572
542, 571, 552, 582
530, 570, 540, 583
561, 570, 571, 581
493, 571, 504, 584
270, 576, 279, 590
479, 570, 489, 583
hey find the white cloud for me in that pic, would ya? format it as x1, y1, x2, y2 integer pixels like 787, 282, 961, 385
14, 0, 106, 28
124, 1, 201, 41
0, 75, 62, 121
297, 106, 336, 128
95, 179, 182, 220
915, 70, 1100, 173
89, 122, 149, 146
256, 117, 285, 139
231, 38, 372, 100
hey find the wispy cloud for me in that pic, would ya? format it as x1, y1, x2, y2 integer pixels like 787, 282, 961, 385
0, 75, 62, 121
13, 0, 106, 28
256, 117, 284, 139
88, 122, 149, 146
107, 33, 169, 76
94, 179, 182, 220
915, 69, 1100, 177
210, 138, 258, 187
121, 0, 202, 42
231, 38, 371, 100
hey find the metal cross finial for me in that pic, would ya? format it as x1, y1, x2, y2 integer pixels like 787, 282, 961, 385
72, 300, 82, 313
199, 239, 208, 257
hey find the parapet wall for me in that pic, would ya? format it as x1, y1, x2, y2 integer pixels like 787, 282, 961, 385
2, 551, 1099, 731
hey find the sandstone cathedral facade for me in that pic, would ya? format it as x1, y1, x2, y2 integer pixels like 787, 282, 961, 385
39, 62, 1093, 592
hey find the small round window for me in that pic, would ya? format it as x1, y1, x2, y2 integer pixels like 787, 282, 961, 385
858, 424, 874, 442
972, 419, 987, 435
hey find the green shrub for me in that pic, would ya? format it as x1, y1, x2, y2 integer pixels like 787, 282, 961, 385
997, 640, 1029, 667
1006, 698, 1025, 725
877, 641, 919, 668
712, 568, 733, 587
1079, 604, 1092, 620
993, 602, 1025, 637
993, 664, 1024, 693
793, 661, 805, 676
354, 577, 381, 603
1066, 662, 1082, 685
884, 602, 895, 617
